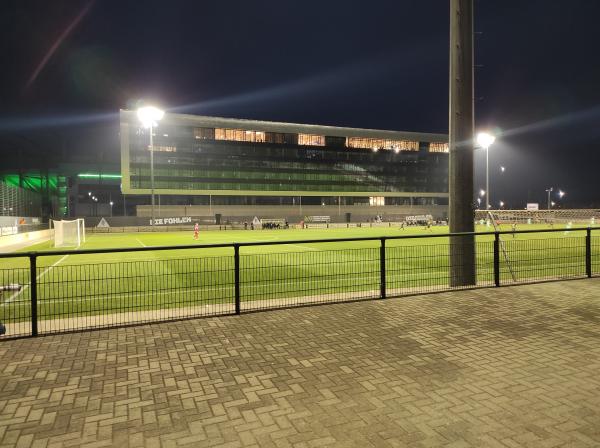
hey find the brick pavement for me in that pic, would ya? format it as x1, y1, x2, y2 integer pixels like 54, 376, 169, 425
1, 279, 600, 447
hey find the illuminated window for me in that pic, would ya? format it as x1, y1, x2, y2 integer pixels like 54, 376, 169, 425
369, 196, 385, 206
215, 128, 266, 143
346, 137, 418, 152
429, 142, 449, 153
147, 145, 176, 152
298, 134, 325, 146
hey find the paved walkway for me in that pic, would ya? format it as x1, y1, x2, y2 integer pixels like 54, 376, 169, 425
1, 279, 600, 447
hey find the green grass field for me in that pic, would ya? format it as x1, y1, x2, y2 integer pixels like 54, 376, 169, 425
0, 223, 598, 336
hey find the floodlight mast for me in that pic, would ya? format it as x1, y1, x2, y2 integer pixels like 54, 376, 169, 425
476, 132, 496, 210
137, 106, 165, 226
546, 188, 553, 210
547, 188, 566, 209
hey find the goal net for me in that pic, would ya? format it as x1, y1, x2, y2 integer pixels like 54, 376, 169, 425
475, 209, 600, 225
51, 219, 86, 248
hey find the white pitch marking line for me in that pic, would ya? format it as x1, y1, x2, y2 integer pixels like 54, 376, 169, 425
4, 254, 69, 304
135, 238, 147, 247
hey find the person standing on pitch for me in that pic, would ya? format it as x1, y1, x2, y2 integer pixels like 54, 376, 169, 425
194, 222, 199, 240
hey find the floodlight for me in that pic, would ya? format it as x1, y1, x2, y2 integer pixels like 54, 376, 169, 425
137, 105, 165, 226
479, 189, 486, 197
499, 201, 504, 208
558, 190, 565, 198
137, 106, 164, 128
500, 166, 505, 173
476, 132, 496, 149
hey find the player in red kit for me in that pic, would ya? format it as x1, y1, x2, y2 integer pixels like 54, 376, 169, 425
194, 222, 199, 240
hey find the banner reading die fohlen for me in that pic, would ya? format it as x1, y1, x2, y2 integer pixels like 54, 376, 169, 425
150, 217, 193, 226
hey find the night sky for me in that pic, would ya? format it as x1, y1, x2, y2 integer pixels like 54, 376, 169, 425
1, 0, 600, 208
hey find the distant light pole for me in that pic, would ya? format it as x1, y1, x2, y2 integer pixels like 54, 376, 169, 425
137, 106, 165, 225
546, 188, 565, 209
545, 187, 553, 209
110, 201, 114, 217
477, 132, 496, 210
499, 201, 504, 209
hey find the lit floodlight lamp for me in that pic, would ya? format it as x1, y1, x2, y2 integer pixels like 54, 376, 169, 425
479, 189, 486, 197
499, 201, 504, 208
500, 166, 505, 173
551, 201, 556, 207
109, 201, 114, 206
88, 192, 92, 196
476, 132, 496, 149
137, 106, 164, 128
137, 104, 165, 227
558, 190, 565, 198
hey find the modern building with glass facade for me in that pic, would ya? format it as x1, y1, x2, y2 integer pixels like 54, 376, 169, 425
119, 110, 449, 216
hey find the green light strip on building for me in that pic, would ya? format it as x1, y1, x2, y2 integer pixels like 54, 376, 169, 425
78, 173, 122, 179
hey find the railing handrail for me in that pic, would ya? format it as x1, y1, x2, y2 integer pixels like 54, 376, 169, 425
0, 226, 595, 259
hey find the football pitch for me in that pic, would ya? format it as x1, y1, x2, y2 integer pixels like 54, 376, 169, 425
0, 224, 597, 333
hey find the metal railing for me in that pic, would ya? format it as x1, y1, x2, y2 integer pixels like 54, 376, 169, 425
0, 227, 597, 339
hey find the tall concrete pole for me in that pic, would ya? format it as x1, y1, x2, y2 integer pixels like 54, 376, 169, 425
449, 0, 476, 286
150, 124, 155, 226
486, 146, 489, 210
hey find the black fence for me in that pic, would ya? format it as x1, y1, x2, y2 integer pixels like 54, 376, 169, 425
0, 227, 597, 339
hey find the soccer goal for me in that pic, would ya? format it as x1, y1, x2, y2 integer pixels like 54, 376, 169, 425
51, 219, 86, 248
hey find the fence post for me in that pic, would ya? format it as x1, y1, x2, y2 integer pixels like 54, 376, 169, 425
493, 232, 500, 287
234, 244, 241, 314
586, 227, 592, 278
29, 255, 38, 337
380, 238, 386, 299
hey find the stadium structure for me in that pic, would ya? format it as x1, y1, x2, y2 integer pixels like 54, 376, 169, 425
119, 110, 450, 223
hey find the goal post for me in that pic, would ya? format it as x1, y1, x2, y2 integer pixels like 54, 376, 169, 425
51, 219, 86, 248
